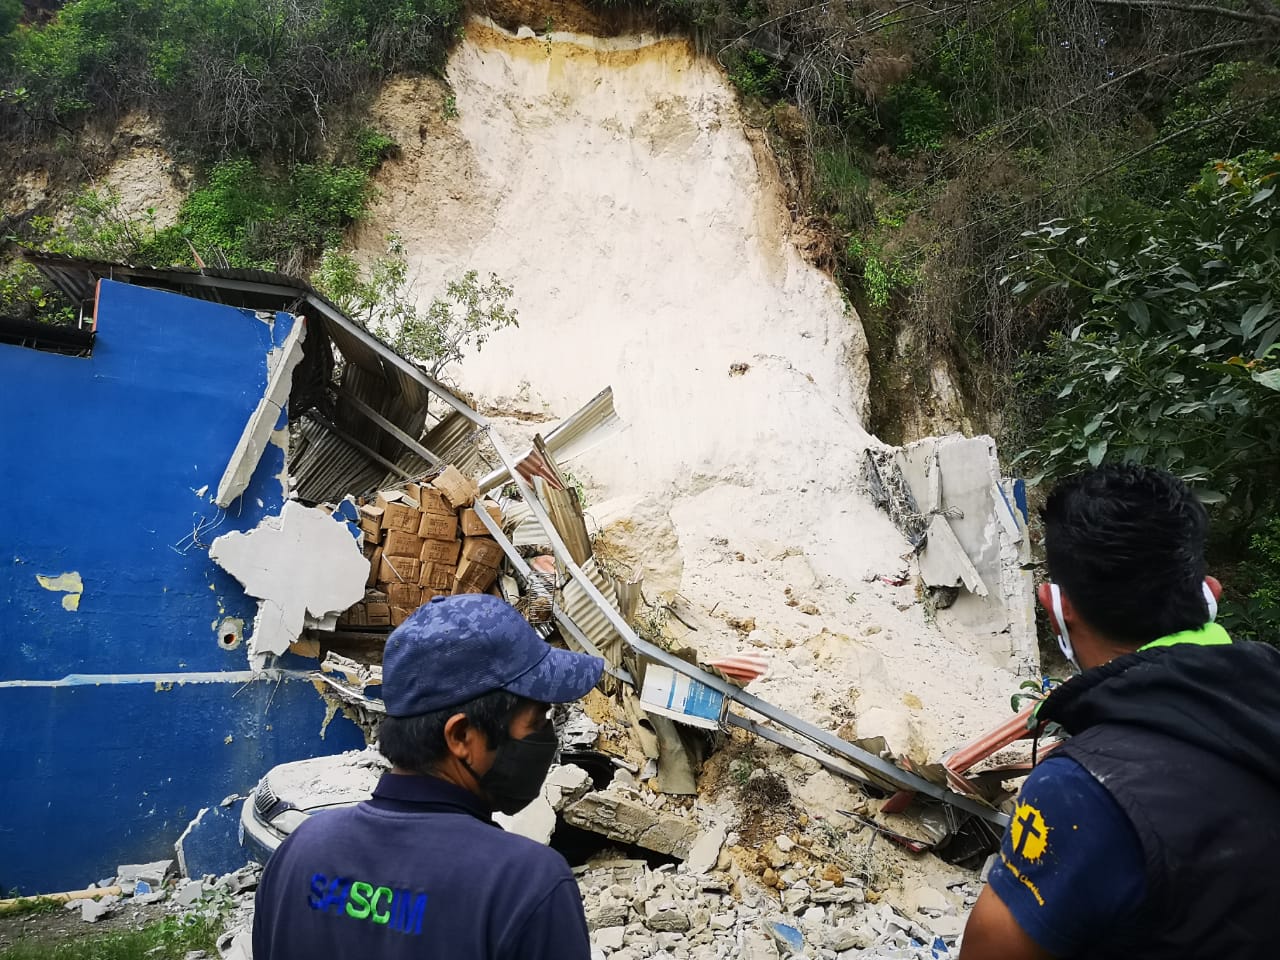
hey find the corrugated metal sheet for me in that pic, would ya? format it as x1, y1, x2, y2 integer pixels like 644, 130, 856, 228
291, 419, 387, 503
478, 386, 626, 494
421, 410, 500, 480
560, 556, 625, 674
503, 500, 550, 549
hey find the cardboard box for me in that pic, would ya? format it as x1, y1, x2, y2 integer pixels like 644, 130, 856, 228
366, 602, 392, 626
338, 603, 368, 628
455, 556, 499, 594
460, 500, 504, 537
418, 512, 459, 542
418, 487, 454, 516
366, 545, 383, 589
461, 536, 504, 568
420, 562, 457, 591
379, 554, 422, 584
432, 465, 479, 509
380, 501, 421, 535
384, 530, 424, 559
420, 537, 462, 566
358, 505, 384, 542
390, 605, 415, 627
386, 582, 424, 606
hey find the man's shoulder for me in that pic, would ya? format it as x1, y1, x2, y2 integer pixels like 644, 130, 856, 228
486, 824, 575, 879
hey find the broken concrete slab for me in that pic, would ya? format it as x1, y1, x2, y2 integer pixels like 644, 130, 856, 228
78, 894, 119, 922
918, 514, 987, 597
209, 500, 369, 663
173, 880, 206, 908
562, 790, 699, 858
116, 860, 173, 887
544, 763, 593, 810
685, 822, 727, 875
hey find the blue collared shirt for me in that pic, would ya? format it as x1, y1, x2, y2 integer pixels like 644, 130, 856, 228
252, 772, 591, 960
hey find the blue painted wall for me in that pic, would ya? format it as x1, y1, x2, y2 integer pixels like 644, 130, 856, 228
0, 281, 363, 893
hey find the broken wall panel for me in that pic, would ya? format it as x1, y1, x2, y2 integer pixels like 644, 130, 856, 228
897, 434, 1036, 673
0, 280, 364, 894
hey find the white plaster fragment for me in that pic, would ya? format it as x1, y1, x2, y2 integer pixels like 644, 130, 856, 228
174, 807, 207, 879
214, 318, 306, 508
209, 501, 367, 664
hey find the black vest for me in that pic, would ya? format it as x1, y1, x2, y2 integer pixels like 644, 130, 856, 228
1038, 642, 1280, 959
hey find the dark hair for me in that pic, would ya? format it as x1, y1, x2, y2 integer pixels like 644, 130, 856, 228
1042, 463, 1209, 647
378, 690, 526, 774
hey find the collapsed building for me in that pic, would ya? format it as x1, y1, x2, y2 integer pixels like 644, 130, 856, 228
1, 253, 1041, 910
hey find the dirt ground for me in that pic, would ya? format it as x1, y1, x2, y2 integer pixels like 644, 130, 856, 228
0, 899, 172, 950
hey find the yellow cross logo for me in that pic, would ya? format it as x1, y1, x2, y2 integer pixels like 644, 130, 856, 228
1010, 802, 1049, 862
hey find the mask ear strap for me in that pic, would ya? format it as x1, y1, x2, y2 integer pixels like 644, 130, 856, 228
1202, 581, 1218, 622
1050, 583, 1071, 645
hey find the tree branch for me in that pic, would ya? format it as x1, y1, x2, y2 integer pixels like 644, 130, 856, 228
1088, 0, 1280, 28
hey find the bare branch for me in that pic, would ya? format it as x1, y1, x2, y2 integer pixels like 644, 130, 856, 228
1088, 0, 1280, 28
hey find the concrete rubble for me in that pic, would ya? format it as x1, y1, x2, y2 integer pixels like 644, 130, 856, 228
574, 858, 975, 959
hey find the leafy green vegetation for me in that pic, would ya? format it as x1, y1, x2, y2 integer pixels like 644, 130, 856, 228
25, 152, 381, 272
1220, 514, 1280, 643
727, 48, 782, 101
1008, 157, 1280, 518
0, 0, 461, 157
0, 912, 220, 960
314, 235, 519, 376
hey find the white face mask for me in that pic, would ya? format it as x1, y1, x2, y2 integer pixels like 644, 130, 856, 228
1202, 581, 1218, 622
1048, 583, 1078, 671
1049, 580, 1220, 673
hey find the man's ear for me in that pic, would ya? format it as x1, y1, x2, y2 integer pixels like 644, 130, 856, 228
1205, 575, 1222, 603
1036, 582, 1076, 634
442, 712, 472, 762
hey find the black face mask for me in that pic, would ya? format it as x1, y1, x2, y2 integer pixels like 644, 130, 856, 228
467, 723, 560, 815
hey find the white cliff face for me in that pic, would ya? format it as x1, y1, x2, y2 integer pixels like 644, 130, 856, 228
356, 19, 1026, 760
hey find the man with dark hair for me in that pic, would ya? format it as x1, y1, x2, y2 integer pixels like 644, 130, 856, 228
253, 594, 604, 960
960, 463, 1280, 960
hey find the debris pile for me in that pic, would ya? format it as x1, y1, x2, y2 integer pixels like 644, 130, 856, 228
574, 858, 975, 959
344, 465, 505, 627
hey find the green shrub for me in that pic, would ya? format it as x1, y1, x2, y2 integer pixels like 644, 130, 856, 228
19, 158, 376, 276
0, 260, 76, 325
813, 146, 871, 227
847, 235, 916, 308
356, 128, 399, 170
177, 158, 374, 267
1219, 514, 1280, 645
314, 234, 519, 376
1122, 62, 1280, 202
0, 0, 463, 156
728, 47, 782, 101
1009, 155, 1280, 528
885, 79, 949, 153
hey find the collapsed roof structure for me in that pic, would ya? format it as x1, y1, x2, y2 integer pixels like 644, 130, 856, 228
26, 252, 1022, 853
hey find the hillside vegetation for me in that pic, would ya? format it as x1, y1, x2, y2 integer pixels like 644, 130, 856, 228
1, 0, 1278, 639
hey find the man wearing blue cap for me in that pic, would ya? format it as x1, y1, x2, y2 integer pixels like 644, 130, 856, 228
252, 593, 605, 960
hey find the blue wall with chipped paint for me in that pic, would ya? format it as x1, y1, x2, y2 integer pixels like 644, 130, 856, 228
0, 281, 364, 894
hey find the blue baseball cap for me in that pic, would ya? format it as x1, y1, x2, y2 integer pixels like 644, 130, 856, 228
382, 594, 604, 717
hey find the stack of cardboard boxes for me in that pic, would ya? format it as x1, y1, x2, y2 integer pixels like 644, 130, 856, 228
339, 465, 507, 628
